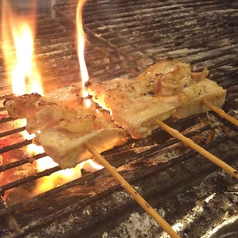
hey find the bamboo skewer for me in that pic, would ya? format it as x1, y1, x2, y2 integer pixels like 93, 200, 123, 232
85, 142, 181, 238
203, 99, 238, 127
155, 119, 238, 179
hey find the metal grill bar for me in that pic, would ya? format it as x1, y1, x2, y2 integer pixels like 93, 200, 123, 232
1, 134, 237, 237
0, 153, 46, 172
0, 15, 137, 92
0, 105, 237, 237
54, 0, 238, 75
0, 0, 237, 237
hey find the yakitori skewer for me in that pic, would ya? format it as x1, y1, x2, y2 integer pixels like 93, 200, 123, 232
85, 142, 181, 238
155, 119, 238, 179
203, 99, 238, 127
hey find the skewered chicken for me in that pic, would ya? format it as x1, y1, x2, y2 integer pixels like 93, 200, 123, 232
137, 58, 226, 118
4, 85, 127, 169
87, 58, 226, 138
86, 77, 179, 139
4, 58, 226, 168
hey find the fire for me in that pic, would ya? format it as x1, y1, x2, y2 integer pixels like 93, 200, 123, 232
35, 156, 83, 194
76, 0, 91, 107
1, 0, 43, 95
1, 0, 43, 153
1, 0, 102, 196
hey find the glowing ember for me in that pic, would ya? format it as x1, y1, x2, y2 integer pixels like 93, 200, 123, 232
76, 0, 91, 107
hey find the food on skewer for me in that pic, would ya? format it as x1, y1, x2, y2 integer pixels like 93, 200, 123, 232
4, 58, 227, 168
174, 78, 226, 118
2, 58, 233, 238
87, 58, 226, 138
86, 77, 179, 139
137, 59, 226, 118
3, 85, 127, 169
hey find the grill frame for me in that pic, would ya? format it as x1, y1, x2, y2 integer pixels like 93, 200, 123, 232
0, 0, 238, 237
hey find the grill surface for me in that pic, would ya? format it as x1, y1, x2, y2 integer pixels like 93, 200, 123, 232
0, 0, 238, 237
54, 0, 238, 78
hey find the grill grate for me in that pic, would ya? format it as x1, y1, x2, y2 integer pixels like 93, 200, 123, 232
0, 15, 137, 94
0, 0, 238, 237
54, 0, 238, 77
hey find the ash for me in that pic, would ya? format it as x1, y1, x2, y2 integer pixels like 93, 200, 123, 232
102, 164, 238, 238
102, 211, 161, 238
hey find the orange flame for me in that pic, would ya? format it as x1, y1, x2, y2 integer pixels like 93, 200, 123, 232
76, 0, 91, 107
1, 0, 102, 196
35, 155, 83, 194
1, 0, 43, 158
1, 0, 43, 96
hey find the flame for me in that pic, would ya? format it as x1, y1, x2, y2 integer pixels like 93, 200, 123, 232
33, 0, 104, 193
76, 0, 91, 107
35, 156, 83, 194
1, 0, 103, 196
1, 0, 44, 155
1, 0, 43, 95
35, 157, 103, 193
87, 159, 104, 170
1, 0, 45, 171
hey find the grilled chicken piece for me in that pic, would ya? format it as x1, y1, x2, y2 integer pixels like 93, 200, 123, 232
87, 77, 180, 139
174, 79, 226, 118
87, 59, 226, 138
137, 58, 210, 96
4, 85, 83, 118
4, 58, 226, 166
4, 85, 127, 169
137, 58, 226, 118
